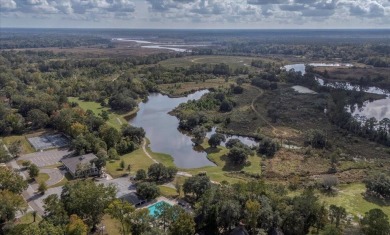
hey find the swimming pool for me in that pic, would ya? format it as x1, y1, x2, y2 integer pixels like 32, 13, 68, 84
148, 201, 172, 217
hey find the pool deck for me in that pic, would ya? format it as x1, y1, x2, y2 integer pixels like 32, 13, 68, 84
139, 196, 193, 214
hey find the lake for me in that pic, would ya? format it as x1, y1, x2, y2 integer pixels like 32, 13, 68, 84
129, 90, 216, 168
284, 64, 390, 121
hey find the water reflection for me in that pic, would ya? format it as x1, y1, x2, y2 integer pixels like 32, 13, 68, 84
206, 127, 258, 147
129, 90, 215, 168
284, 64, 390, 121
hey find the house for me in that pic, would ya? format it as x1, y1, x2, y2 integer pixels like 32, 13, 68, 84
120, 192, 146, 206
61, 153, 99, 178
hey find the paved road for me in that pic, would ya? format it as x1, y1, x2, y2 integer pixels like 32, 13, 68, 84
40, 168, 65, 186
19, 149, 72, 167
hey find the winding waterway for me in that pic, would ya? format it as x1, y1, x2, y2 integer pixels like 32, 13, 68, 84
284, 64, 390, 121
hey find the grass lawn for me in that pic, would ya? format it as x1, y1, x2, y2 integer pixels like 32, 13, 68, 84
68, 97, 137, 130
158, 78, 234, 96
2, 135, 35, 154
158, 185, 178, 198
318, 183, 390, 219
18, 211, 42, 224
106, 148, 155, 178
35, 173, 50, 184
101, 214, 122, 235
184, 140, 261, 184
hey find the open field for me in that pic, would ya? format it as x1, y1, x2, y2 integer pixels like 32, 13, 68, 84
159, 55, 254, 69
105, 148, 154, 178
158, 78, 234, 96
2, 135, 35, 154
184, 140, 261, 183
318, 183, 390, 218
101, 214, 121, 235
68, 97, 139, 130
158, 185, 179, 198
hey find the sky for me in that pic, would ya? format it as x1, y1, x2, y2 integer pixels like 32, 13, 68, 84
0, 0, 389, 29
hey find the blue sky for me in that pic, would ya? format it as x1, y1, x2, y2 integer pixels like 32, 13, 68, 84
1, 0, 389, 28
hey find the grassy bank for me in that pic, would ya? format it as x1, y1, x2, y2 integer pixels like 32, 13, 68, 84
68, 97, 139, 130
318, 183, 390, 218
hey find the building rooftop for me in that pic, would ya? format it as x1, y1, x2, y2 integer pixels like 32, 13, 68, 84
60, 153, 97, 176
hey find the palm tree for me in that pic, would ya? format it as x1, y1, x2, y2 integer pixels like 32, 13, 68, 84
32, 211, 37, 223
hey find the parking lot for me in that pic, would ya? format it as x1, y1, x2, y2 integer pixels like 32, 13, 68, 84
99, 177, 135, 198
19, 149, 72, 167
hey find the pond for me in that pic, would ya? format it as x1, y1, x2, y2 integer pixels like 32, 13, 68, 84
129, 90, 216, 168
284, 64, 390, 121
206, 127, 258, 147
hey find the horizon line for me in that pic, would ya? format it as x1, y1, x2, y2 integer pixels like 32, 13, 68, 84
1, 27, 390, 30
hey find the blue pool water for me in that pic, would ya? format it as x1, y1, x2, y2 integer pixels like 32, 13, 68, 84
148, 201, 172, 217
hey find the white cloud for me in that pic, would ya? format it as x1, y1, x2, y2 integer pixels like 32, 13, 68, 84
0, 0, 17, 10
0, 0, 389, 27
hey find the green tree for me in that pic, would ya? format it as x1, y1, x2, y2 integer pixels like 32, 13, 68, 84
42, 194, 69, 226
245, 199, 261, 235
26, 109, 50, 129
65, 214, 88, 235
8, 140, 22, 158
258, 138, 279, 157
175, 181, 181, 197
0, 166, 27, 194
22, 160, 31, 169
192, 126, 207, 146
322, 224, 342, 235
148, 163, 166, 182
0, 190, 27, 224
305, 129, 327, 149
227, 147, 248, 165
120, 160, 125, 170
99, 124, 121, 149
208, 133, 226, 148
105, 199, 135, 235
20, 221, 64, 235
135, 169, 147, 181
38, 181, 48, 195
61, 180, 117, 228
329, 205, 347, 228
183, 175, 211, 200
28, 164, 39, 179
108, 148, 119, 160
364, 173, 390, 199
128, 209, 153, 235
32, 210, 37, 222
136, 182, 160, 200
361, 209, 390, 235
217, 199, 241, 231
169, 211, 195, 235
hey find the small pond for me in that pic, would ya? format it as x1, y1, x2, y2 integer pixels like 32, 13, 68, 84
206, 127, 258, 148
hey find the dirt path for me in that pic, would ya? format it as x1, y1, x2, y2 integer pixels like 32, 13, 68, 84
250, 86, 288, 138
116, 117, 123, 125
142, 139, 158, 164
